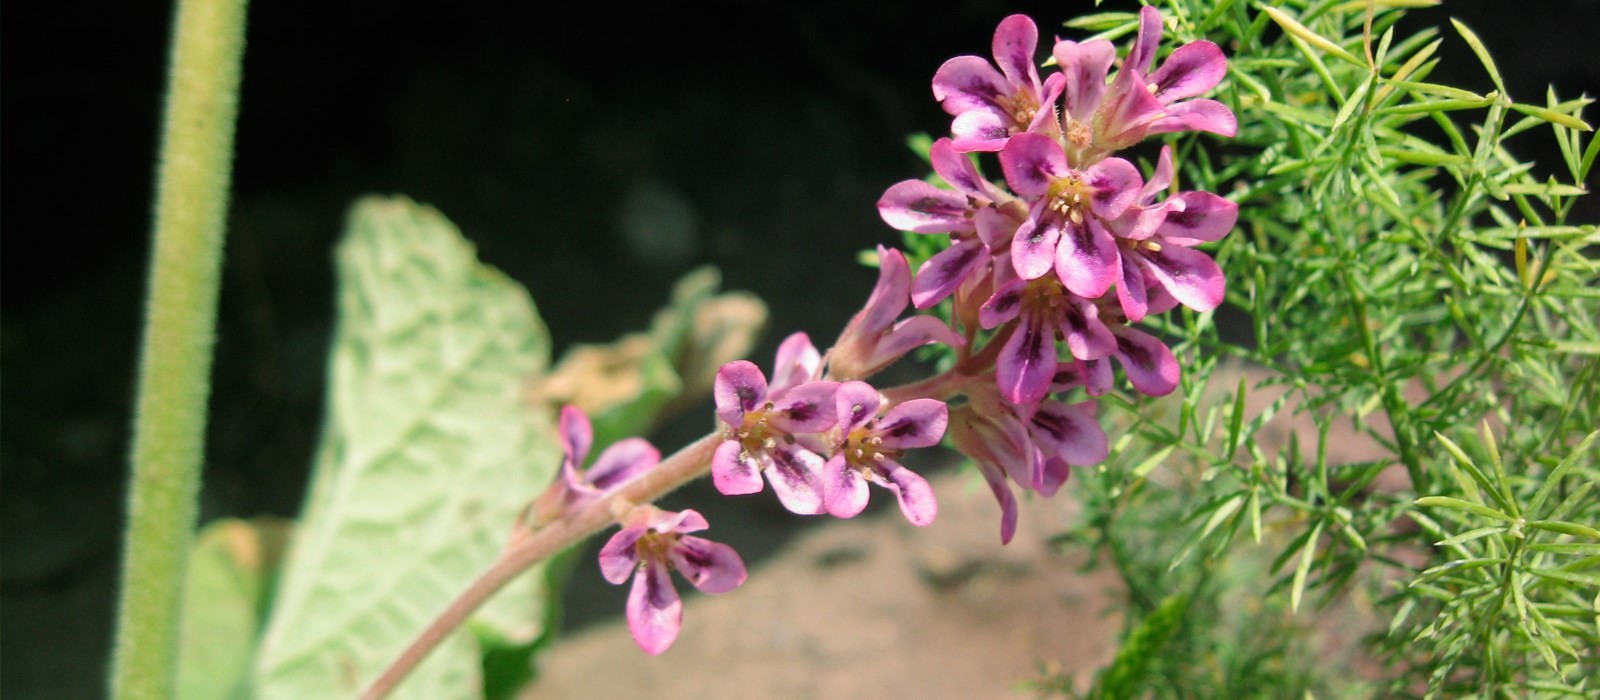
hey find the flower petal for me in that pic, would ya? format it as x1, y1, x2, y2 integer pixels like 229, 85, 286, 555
626, 561, 682, 656
1036, 457, 1071, 498
587, 437, 659, 491
932, 55, 1009, 115
930, 138, 1000, 201
1055, 218, 1120, 299
559, 405, 593, 470
1138, 243, 1226, 312
874, 398, 948, 450
992, 14, 1040, 92
766, 444, 826, 515
1011, 209, 1061, 281
1084, 157, 1143, 219
877, 180, 975, 233
770, 332, 821, 396
949, 110, 1011, 152
882, 463, 937, 526
770, 380, 840, 433
1113, 326, 1181, 397
1148, 98, 1237, 137
598, 526, 644, 585
1150, 40, 1227, 102
1158, 191, 1237, 244
711, 440, 764, 496
1057, 294, 1116, 360
996, 311, 1057, 406
947, 414, 1020, 544
1029, 400, 1108, 467
1053, 39, 1116, 121
913, 237, 986, 309
670, 535, 747, 595
823, 454, 869, 519
713, 361, 766, 427
834, 380, 882, 432
975, 206, 1020, 250
979, 277, 1026, 329
1126, 6, 1165, 75
999, 132, 1070, 197
1116, 248, 1151, 322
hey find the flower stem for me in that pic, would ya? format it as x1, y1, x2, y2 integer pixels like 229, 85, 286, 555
360, 432, 722, 700
110, 0, 248, 698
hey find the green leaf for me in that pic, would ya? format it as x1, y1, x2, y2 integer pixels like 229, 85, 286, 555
1527, 520, 1600, 540
1529, 431, 1599, 517
1291, 521, 1323, 613
1261, 6, 1364, 68
253, 197, 562, 699
176, 518, 291, 700
1095, 592, 1191, 698
1449, 19, 1505, 95
1508, 102, 1594, 132
1415, 496, 1515, 522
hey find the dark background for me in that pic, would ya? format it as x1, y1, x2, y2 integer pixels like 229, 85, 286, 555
3, 1, 1595, 697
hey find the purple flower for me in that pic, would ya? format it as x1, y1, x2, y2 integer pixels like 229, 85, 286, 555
827, 246, 965, 380
1058, 7, 1235, 159
947, 382, 1107, 544
822, 381, 945, 526
599, 507, 747, 655
1105, 146, 1236, 321
979, 270, 1116, 406
932, 14, 1066, 152
879, 138, 1024, 310
999, 132, 1142, 297
533, 406, 659, 524
712, 343, 838, 514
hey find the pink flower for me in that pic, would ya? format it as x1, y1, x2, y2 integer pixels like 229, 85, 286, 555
947, 381, 1106, 544
999, 132, 1142, 297
1104, 146, 1237, 321
822, 381, 946, 526
827, 246, 965, 380
932, 14, 1065, 152
599, 507, 747, 655
712, 336, 839, 514
1057, 6, 1235, 160
878, 138, 1023, 310
533, 406, 659, 524
979, 270, 1116, 405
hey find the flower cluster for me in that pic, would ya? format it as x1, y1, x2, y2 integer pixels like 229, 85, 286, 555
879, 8, 1237, 541
709, 249, 955, 525
554, 7, 1236, 658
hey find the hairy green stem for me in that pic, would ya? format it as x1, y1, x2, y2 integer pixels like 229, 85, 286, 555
111, 0, 249, 697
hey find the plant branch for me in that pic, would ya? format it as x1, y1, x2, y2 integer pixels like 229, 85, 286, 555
111, 0, 249, 698
359, 432, 721, 700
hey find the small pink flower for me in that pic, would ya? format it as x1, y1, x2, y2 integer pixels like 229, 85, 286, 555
827, 246, 965, 380
878, 138, 1023, 310
932, 14, 1066, 152
1104, 146, 1236, 321
599, 507, 747, 655
534, 406, 659, 523
1059, 6, 1235, 159
822, 381, 946, 526
712, 338, 839, 514
999, 133, 1142, 297
979, 270, 1116, 406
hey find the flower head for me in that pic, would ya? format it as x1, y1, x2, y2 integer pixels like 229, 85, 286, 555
932, 14, 1065, 152
827, 246, 965, 380
712, 336, 839, 514
599, 507, 747, 655
533, 406, 659, 524
822, 381, 946, 525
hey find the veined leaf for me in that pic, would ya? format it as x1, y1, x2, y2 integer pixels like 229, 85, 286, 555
253, 197, 561, 699
177, 518, 291, 700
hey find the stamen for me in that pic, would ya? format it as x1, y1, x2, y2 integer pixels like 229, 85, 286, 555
1068, 209, 1084, 225
1144, 241, 1163, 252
